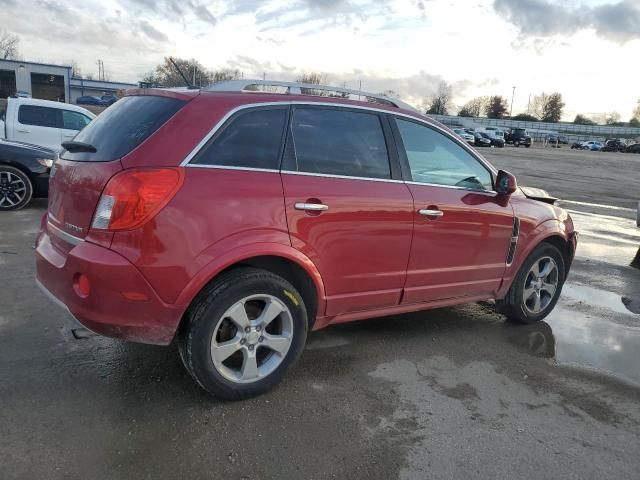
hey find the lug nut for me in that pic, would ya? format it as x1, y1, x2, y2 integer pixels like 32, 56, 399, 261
240, 338, 246, 345
244, 326, 251, 333
248, 344, 254, 351
258, 336, 264, 343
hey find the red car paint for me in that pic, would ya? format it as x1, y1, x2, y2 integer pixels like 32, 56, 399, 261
35, 89, 576, 345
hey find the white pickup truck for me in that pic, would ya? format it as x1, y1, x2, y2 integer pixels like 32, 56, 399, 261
0, 97, 96, 151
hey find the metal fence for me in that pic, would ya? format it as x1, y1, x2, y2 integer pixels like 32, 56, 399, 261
427, 114, 640, 144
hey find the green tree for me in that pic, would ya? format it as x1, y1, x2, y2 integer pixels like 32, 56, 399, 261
540, 92, 564, 122
573, 114, 595, 125
512, 113, 539, 122
629, 117, 640, 127
485, 96, 509, 119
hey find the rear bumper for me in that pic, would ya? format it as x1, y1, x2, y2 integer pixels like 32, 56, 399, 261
35, 227, 185, 345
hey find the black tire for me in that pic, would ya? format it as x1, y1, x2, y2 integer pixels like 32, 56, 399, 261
498, 243, 565, 324
0, 165, 33, 211
178, 267, 308, 400
525, 144, 531, 148
514, 141, 520, 147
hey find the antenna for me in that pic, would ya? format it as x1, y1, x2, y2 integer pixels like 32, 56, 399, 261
169, 57, 194, 88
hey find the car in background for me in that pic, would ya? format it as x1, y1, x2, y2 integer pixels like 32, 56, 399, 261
505, 127, 532, 147
601, 139, 627, 152
453, 128, 475, 144
558, 135, 569, 144
473, 131, 492, 147
0, 139, 56, 210
35, 83, 577, 400
480, 132, 504, 148
624, 143, 640, 154
0, 97, 96, 152
100, 94, 119, 106
76, 96, 106, 106
581, 141, 603, 151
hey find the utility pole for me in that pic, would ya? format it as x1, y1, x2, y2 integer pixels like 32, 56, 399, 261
510, 85, 516, 117
192, 65, 196, 86
527, 93, 531, 114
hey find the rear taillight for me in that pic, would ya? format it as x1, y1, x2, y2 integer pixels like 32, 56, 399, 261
91, 168, 184, 231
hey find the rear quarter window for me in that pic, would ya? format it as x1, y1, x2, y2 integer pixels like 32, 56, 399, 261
61, 95, 186, 162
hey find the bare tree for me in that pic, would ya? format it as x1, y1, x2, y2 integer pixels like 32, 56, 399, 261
426, 82, 452, 115
531, 92, 565, 122
632, 99, 640, 121
70, 60, 83, 79
0, 30, 20, 59
458, 96, 488, 117
604, 112, 621, 125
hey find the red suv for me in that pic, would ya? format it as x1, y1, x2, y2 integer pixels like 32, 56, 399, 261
36, 82, 577, 399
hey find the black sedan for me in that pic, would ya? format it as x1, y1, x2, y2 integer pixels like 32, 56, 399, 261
473, 132, 492, 147
0, 140, 56, 211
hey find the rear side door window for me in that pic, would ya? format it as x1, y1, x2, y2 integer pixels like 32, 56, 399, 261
191, 107, 288, 170
284, 107, 391, 179
18, 105, 60, 128
394, 118, 493, 191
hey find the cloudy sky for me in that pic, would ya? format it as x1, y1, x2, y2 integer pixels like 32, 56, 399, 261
2, 0, 639, 120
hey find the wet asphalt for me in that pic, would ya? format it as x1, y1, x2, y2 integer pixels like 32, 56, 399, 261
1, 146, 639, 480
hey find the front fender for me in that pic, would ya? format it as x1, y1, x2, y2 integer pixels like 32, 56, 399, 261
174, 242, 327, 317
496, 218, 572, 298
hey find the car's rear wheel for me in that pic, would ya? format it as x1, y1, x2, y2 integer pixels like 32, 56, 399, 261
178, 267, 308, 400
0, 166, 32, 211
498, 243, 565, 324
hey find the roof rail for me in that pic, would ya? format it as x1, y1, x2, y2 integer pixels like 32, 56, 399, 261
204, 79, 419, 112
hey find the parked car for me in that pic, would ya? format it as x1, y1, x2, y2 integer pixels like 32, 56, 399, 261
505, 127, 532, 147
76, 96, 106, 106
558, 135, 569, 144
35, 82, 577, 399
100, 94, 119, 106
480, 132, 504, 148
0, 97, 96, 151
581, 141, 603, 151
0, 139, 56, 210
453, 128, 475, 144
546, 134, 558, 143
624, 143, 640, 154
473, 131, 492, 147
601, 139, 626, 152
570, 142, 583, 149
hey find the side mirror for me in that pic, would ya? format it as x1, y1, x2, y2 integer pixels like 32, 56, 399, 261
496, 170, 517, 195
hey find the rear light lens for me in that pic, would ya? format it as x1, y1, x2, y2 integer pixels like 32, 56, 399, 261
91, 168, 184, 231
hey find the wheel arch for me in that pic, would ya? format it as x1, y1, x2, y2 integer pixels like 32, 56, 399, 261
174, 245, 326, 334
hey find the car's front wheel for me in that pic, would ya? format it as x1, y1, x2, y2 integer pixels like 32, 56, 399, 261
178, 268, 308, 400
498, 243, 565, 324
0, 166, 33, 211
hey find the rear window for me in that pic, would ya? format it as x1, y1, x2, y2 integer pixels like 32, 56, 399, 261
61, 95, 186, 162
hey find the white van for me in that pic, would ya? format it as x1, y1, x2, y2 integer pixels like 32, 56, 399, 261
0, 97, 96, 151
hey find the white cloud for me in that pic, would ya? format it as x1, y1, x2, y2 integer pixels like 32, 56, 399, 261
0, 0, 637, 119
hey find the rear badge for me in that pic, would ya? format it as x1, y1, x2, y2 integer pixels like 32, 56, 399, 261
64, 222, 83, 234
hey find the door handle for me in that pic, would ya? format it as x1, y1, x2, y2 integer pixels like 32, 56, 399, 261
295, 202, 329, 212
418, 208, 444, 217
16, 129, 31, 133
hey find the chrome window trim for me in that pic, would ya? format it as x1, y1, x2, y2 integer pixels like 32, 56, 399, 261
47, 220, 83, 245
404, 181, 497, 196
281, 170, 404, 184
179, 101, 498, 179
186, 164, 280, 174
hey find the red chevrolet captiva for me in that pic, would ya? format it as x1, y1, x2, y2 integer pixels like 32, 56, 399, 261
36, 80, 577, 399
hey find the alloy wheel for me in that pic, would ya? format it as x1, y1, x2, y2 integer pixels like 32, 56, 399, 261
523, 256, 559, 314
0, 171, 27, 208
210, 294, 293, 384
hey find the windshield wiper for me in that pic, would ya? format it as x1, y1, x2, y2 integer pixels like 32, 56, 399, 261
61, 141, 97, 153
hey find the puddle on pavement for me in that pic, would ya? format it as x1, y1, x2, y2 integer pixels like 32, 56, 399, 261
508, 283, 640, 385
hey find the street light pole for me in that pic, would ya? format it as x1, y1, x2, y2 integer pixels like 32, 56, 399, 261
510, 86, 516, 117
